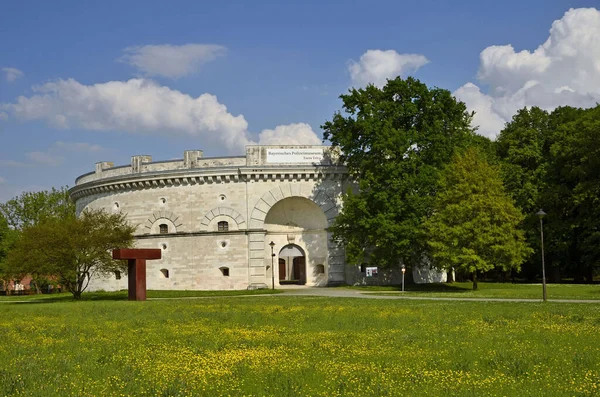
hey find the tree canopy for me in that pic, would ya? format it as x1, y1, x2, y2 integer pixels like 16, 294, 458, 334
0, 187, 75, 230
7, 208, 135, 299
322, 76, 476, 267
497, 105, 600, 282
423, 148, 532, 289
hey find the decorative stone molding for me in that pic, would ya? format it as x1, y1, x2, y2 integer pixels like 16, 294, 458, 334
200, 207, 246, 231
69, 166, 347, 201
144, 211, 183, 234
248, 183, 339, 230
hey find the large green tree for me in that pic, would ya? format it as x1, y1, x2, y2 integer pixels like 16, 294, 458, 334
7, 208, 135, 299
322, 76, 475, 267
547, 105, 600, 281
496, 105, 599, 282
423, 148, 532, 289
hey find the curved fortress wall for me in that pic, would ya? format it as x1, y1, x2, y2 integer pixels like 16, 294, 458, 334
70, 146, 352, 291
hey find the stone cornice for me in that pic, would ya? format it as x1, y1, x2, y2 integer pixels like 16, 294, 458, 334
134, 229, 271, 239
69, 165, 348, 200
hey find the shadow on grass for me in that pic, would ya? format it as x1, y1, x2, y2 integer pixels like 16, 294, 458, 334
0, 289, 282, 304
344, 283, 473, 293
0, 291, 130, 304
404, 283, 472, 293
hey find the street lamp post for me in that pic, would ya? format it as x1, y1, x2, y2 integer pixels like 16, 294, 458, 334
401, 264, 406, 292
536, 209, 547, 302
269, 241, 276, 290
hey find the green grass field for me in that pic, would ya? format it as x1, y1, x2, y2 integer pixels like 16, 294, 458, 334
2, 295, 600, 396
350, 282, 600, 300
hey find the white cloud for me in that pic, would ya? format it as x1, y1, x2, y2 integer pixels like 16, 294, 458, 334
54, 141, 103, 152
258, 123, 322, 146
454, 7, 600, 138
0, 159, 29, 167
26, 151, 64, 167
1, 78, 322, 152
453, 83, 508, 137
349, 50, 429, 87
120, 44, 226, 78
2, 67, 24, 82
0, 142, 102, 171
2, 78, 251, 152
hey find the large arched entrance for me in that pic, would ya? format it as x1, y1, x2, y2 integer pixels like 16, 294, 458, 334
264, 196, 329, 287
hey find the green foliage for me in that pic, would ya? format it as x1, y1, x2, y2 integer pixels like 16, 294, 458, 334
496, 106, 551, 212
0, 187, 75, 229
322, 76, 475, 266
0, 187, 76, 291
0, 213, 20, 289
7, 208, 135, 299
423, 148, 532, 288
497, 105, 600, 282
547, 105, 600, 279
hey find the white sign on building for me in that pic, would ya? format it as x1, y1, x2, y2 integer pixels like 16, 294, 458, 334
266, 148, 324, 164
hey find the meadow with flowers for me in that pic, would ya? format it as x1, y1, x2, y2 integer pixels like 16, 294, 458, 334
1, 296, 599, 396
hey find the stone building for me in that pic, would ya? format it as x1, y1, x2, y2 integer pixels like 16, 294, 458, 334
70, 145, 361, 291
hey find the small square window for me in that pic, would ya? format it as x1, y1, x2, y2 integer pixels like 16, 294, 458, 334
218, 221, 229, 232
159, 224, 169, 234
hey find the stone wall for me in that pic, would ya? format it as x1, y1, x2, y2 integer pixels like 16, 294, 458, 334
71, 146, 349, 291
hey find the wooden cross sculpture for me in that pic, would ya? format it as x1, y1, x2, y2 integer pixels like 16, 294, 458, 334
112, 248, 162, 301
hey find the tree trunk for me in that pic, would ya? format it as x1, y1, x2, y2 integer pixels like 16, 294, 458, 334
472, 272, 478, 290
550, 265, 561, 283
586, 266, 594, 284
32, 280, 42, 294
72, 289, 82, 299
446, 268, 454, 283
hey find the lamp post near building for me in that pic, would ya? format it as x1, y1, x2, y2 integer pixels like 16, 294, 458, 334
401, 264, 406, 292
536, 209, 547, 302
269, 241, 276, 290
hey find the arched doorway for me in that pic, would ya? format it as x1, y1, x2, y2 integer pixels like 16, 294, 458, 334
264, 196, 329, 286
278, 244, 306, 285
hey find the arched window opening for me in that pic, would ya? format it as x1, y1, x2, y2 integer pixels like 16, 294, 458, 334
159, 224, 169, 234
218, 221, 229, 232
316, 264, 325, 274
115, 271, 121, 280
220, 267, 230, 277
360, 263, 367, 273
160, 269, 169, 278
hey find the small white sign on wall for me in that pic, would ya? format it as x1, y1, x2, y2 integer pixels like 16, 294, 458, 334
266, 148, 324, 164
366, 267, 378, 278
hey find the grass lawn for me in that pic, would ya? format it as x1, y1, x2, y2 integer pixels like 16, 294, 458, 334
349, 282, 600, 300
1, 296, 600, 396
0, 288, 281, 302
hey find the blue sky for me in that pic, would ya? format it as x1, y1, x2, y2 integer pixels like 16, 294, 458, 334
1, 0, 599, 201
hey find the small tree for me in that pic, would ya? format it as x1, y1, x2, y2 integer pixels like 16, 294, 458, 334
0, 213, 20, 292
7, 208, 135, 299
423, 148, 532, 289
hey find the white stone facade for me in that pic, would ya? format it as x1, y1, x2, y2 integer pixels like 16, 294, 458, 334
70, 146, 351, 291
